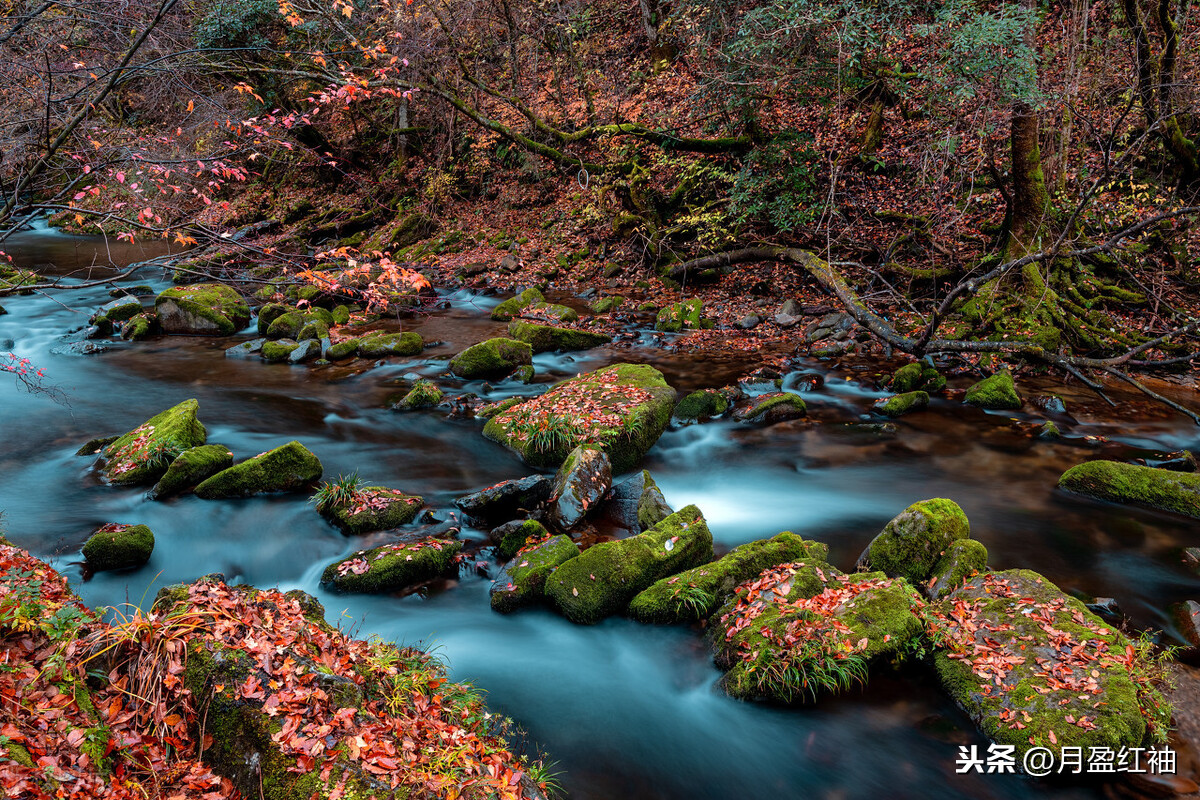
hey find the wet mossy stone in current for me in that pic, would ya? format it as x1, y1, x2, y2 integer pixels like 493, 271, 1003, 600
482, 363, 676, 472
734, 392, 807, 424
393, 379, 443, 411
673, 389, 729, 422
256, 303, 291, 335
889, 362, 946, 394
261, 339, 299, 362
654, 298, 703, 332
77, 435, 119, 456
93, 296, 142, 325
491, 534, 579, 613
491, 287, 544, 321
860, 498, 970, 584
225, 338, 266, 358
321, 538, 462, 593
101, 399, 207, 485
82, 524, 154, 571
194, 441, 322, 499
925, 538, 988, 599
874, 390, 929, 418
521, 301, 579, 324
155, 283, 250, 336
357, 331, 423, 358
629, 532, 827, 624
492, 519, 551, 562
151, 443, 234, 499
544, 505, 714, 625
964, 371, 1022, 410
318, 486, 423, 535
931, 569, 1162, 760
507, 320, 610, 353
449, 337, 532, 380
713, 563, 926, 702
1058, 460, 1200, 519
120, 312, 156, 341
325, 338, 360, 360
636, 471, 673, 531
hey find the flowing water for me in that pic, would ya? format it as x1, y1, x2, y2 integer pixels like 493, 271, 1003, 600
3, 224, 1199, 800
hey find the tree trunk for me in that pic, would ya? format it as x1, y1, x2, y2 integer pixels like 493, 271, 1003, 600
1008, 100, 1049, 253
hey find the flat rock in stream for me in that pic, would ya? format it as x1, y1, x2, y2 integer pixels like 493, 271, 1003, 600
317, 486, 423, 535
1058, 459, 1200, 519
321, 538, 462, 593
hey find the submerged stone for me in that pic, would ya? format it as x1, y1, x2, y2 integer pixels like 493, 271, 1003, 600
491, 534, 579, 613
82, 523, 154, 571
101, 399, 207, 485
151, 443, 234, 499
155, 283, 250, 336
195, 441, 322, 499
964, 371, 1022, 410
449, 337, 532, 379
225, 338, 266, 358
321, 538, 462, 593
1058, 460, 1200, 519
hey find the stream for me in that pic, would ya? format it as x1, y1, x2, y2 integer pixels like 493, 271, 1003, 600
2, 222, 1199, 799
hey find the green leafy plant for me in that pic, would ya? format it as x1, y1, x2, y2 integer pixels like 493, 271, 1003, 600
671, 584, 716, 619
312, 472, 363, 513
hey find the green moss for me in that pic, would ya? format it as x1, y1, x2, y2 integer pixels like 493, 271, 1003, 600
257, 303, 291, 335
357, 331, 423, 358
151, 443, 234, 498
495, 520, 551, 562
195, 441, 323, 498
735, 392, 807, 423
545, 505, 714, 624
325, 338, 360, 359
266, 309, 331, 340
298, 320, 330, 341
590, 296, 624, 313
476, 397, 522, 420
77, 435, 119, 456
491, 534, 579, 613
964, 371, 1022, 410
319, 487, 423, 534
491, 287, 544, 321
864, 498, 970, 583
322, 539, 462, 593
261, 339, 299, 362
102, 399, 207, 485
482, 363, 676, 472
394, 379, 444, 411
449, 338, 533, 379
155, 283, 250, 336
654, 298, 703, 332
874, 390, 929, 417
1038, 420, 1062, 439
1059, 460, 1200, 519
331, 305, 351, 325
95, 296, 142, 324
511, 364, 535, 383
522, 301, 579, 323
636, 472, 673, 531
925, 538, 987, 599
933, 569, 1158, 759
4, 741, 34, 767
673, 389, 729, 421
890, 362, 946, 394
629, 532, 828, 624
120, 312, 156, 341
82, 524, 154, 571
507, 320, 610, 353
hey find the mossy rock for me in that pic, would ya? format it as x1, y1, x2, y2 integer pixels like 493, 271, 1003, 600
590, 296, 624, 313
261, 339, 299, 362
93, 296, 142, 325
548, 446, 612, 530
82, 524, 154, 571
321, 538, 462, 593
77, 435, 119, 456
734, 393, 807, 424
673, 389, 729, 422
861, 498, 970, 583
1059, 460, 1200, 519
874, 390, 929, 417
357, 331, 423, 358
629, 532, 828, 624
890, 362, 946, 394
394, 379, 443, 411
714, 562, 926, 702
482, 363, 676, 472
265, 309, 332, 341
449, 338, 533, 380
120, 312, 156, 341
195, 441, 322, 499
0, 265, 39, 293
655, 298, 703, 332
151, 443, 234, 499
491, 287, 544, 321
101, 399, 208, 485
331, 305, 350, 325
507, 320, 610, 353
257, 303, 291, 335
325, 338, 360, 360
476, 397, 523, 420
491, 534, 579, 613
636, 472, 673, 531
318, 486, 423, 535
511, 364, 535, 384
925, 538, 988, 599
964, 371, 1022, 410
521, 301, 579, 324
932, 569, 1161, 760
545, 505, 714, 624
155, 283, 250, 336
455, 475, 552, 523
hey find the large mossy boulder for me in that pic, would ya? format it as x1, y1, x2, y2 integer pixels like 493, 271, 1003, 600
491, 287, 544, 321
155, 283, 250, 336
733, 393, 807, 424
655, 298, 703, 332
507, 320, 610, 353
317, 486, 423, 535
547, 446, 612, 530
714, 561, 926, 702
321, 538, 462, 593
545, 505, 714, 624
1059, 460, 1200, 519
455, 475, 552, 523
860, 498, 970, 584
194, 441, 322, 499
151, 443, 234, 499
82, 523, 154, 571
101, 399, 207, 485
629, 532, 827, 624
964, 371, 1022, 410
490, 534, 579, 613
482, 363, 676, 472
931, 569, 1165, 759
357, 331, 423, 358
449, 337, 532, 379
